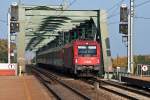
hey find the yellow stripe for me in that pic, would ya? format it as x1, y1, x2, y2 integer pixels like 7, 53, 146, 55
22, 76, 32, 100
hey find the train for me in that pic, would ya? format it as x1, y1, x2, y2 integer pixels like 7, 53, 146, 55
36, 40, 102, 76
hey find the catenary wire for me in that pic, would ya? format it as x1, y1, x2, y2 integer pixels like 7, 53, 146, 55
135, 0, 150, 8
135, 16, 150, 20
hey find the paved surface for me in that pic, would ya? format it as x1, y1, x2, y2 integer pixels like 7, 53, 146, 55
0, 75, 52, 100
129, 76, 150, 82
121, 76, 150, 88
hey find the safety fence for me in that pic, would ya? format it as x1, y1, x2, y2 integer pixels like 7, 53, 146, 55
135, 64, 150, 76
112, 67, 129, 80
112, 64, 150, 81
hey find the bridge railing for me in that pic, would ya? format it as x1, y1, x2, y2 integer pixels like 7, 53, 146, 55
135, 64, 150, 76
112, 67, 129, 80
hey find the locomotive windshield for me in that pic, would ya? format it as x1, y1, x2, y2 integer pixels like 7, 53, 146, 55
78, 46, 97, 56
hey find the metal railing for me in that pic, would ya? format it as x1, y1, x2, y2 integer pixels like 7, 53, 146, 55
112, 64, 150, 81
135, 64, 150, 76
112, 67, 129, 81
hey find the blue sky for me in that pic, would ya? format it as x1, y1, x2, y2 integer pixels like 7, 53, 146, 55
0, 0, 150, 57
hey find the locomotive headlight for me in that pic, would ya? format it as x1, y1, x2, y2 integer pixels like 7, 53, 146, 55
97, 59, 100, 63
75, 59, 78, 63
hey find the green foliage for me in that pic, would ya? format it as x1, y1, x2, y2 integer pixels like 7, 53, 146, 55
112, 56, 127, 68
112, 55, 150, 68
134, 55, 150, 65
0, 39, 8, 63
0, 39, 16, 63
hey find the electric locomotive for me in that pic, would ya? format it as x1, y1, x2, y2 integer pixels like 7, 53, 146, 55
37, 40, 102, 76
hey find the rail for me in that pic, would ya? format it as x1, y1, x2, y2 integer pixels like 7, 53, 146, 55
32, 67, 91, 100
85, 77, 150, 100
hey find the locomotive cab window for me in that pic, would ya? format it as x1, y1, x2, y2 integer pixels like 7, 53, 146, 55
78, 45, 97, 56
88, 46, 97, 55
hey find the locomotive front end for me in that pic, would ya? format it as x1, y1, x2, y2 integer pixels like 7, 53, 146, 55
73, 41, 101, 76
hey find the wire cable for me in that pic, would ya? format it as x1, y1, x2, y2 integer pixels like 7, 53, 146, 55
60, 0, 77, 9
135, 16, 150, 20
57, 0, 77, 16
0, 20, 7, 23
108, 21, 120, 25
103, 0, 125, 20
59, 0, 122, 19
107, 0, 125, 13
135, 0, 150, 8
68, 0, 77, 7
107, 12, 120, 19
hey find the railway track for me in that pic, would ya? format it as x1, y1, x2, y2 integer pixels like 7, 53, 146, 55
86, 77, 150, 100
32, 67, 91, 100
31, 66, 150, 99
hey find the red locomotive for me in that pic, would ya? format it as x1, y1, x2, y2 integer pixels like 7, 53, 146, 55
37, 40, 101, 76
